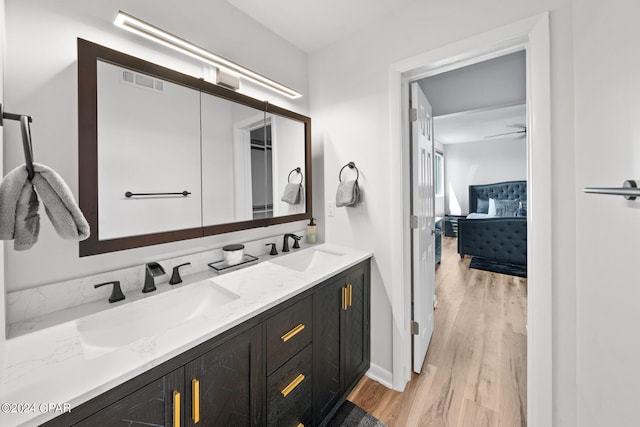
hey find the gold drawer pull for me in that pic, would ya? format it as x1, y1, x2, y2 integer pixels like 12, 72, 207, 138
281, 374, 305, 397
173, 390, 181, 427
192, 378, 200, 423
342, 287, 347, 310
281, 324, 305, 342
348, 284, 353, 307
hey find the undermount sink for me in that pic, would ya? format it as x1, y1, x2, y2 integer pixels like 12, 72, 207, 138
268, 247, 345, 272
76, 280, 238, 353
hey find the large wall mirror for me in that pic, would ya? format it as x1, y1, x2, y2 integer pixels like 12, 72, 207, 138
78, 39, 311, 256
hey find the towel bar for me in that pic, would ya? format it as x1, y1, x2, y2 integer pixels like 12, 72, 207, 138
584, 180, 640, 200
125, 191, 191, 198
1, 103, 35, 180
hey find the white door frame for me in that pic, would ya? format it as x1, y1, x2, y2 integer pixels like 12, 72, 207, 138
388, 13, 552, 427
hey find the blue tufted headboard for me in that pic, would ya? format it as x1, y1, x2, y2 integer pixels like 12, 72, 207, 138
468, 180, 527, 214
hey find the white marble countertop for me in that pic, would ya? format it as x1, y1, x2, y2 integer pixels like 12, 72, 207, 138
0, 243, 373, 427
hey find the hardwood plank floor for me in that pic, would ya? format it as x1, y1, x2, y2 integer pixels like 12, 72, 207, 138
348, 237, 527, 427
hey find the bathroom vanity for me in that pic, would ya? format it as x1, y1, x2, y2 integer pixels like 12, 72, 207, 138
0, 245, 371, 427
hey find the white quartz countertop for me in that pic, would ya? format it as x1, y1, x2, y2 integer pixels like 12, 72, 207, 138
0, 243, 373, 427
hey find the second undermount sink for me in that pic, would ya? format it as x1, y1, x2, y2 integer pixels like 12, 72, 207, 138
76, 280, 238, 353
268, 247, 345, 272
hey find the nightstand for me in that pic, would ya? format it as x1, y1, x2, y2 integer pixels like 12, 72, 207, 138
444, 214, 465, 237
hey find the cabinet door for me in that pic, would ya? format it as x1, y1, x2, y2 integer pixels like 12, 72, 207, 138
73, 368, 184, 427
184, 326, 263, 427
343, 267, 370, 391
313, 277, 343, 423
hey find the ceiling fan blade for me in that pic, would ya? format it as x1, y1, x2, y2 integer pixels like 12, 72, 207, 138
484, 130, 526, 139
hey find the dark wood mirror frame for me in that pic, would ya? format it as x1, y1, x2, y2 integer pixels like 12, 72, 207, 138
78, 38, 312, 256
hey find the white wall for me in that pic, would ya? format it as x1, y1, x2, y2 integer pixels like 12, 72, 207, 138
309, 0, 576, 425
444, 138, 527, 215
435, 141, 445, 217
0, 0, 6, 344
3, 0, 309, 291
573, 1, 640, 425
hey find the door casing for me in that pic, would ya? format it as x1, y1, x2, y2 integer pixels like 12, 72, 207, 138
388, 13, 552, 427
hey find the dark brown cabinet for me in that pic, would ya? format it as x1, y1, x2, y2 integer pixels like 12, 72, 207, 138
313, 263, 370, 425
72, 368, 184, 427
184, 326, 263, 426
46, 259, 370, 427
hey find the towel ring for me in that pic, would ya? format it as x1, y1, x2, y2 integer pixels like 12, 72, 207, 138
339, 161, 359, 182
288, 167, 303, 184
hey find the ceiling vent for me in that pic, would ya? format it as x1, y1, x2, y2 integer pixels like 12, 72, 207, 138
121, 69, 165, 93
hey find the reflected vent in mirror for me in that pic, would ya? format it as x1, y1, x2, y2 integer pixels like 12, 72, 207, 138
121, 69, 165, 93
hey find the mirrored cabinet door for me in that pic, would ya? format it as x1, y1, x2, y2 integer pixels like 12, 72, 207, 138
200, 93, 267, 226
268, 112, 307, 218
96, 61, 202, 240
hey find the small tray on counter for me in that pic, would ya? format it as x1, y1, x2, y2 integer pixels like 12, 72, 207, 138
208, 254, 259, 272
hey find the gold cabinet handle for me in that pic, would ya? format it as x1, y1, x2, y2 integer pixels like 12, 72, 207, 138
281, 374, 305, 397
348, 284, 353, 307
281, 324, 305, 342
341, 287, 347, 310
192, 378, 200, 424
173, 390, 181, 427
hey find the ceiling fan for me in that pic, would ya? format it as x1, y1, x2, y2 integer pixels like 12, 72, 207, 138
485, 124, 527, 139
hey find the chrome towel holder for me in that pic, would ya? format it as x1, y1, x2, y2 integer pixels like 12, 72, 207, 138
584, 180, 640, 200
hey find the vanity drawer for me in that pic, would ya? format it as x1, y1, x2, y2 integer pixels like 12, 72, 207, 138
267, 344, 312, 427
266, 296, 312, 374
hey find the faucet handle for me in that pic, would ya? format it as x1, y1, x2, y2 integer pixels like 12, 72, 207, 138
94, 281, 125, 303
292, 234, 302, 249
265, 243, 278, 255
169, 262, 191, 285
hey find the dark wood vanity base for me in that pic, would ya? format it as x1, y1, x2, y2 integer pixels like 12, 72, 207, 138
42, 259, 370, 427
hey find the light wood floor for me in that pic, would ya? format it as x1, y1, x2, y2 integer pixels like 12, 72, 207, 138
349, 237, 527, 427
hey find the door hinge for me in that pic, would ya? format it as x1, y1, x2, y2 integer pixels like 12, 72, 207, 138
410, 321, 419, 335
410, 108, 418, 122
410, 215, 418, 229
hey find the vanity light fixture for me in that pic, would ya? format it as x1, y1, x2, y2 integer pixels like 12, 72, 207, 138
113, 11, 302, 99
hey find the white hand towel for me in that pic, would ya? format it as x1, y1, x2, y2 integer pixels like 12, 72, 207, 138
281, 183, 303, 205
336, 180, 360, 207
0, 163, 90, 250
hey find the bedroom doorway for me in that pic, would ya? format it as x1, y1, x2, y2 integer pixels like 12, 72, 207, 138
389, 13, 552, 426
408, 48, 529, 425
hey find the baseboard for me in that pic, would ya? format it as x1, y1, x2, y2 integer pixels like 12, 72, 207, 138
365, 363, 393, 389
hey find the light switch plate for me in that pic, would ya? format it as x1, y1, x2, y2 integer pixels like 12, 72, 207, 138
327, 200, 336, 217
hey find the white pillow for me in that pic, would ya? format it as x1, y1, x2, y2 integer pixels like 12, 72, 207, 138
488, 198, 496, 216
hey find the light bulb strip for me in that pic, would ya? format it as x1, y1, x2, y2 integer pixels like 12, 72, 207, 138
114, 11, 302, 99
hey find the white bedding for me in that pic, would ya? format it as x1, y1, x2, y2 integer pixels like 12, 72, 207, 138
466, 213, 499, 219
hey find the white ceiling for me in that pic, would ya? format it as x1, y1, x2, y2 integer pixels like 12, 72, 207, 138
225, 0, 415, 53
433, 103, 526, 144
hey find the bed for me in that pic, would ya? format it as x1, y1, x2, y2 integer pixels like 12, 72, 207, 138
457, 180, 527, 266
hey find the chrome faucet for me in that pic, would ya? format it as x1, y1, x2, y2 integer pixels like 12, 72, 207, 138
143, 262, 165, 293
282, 233, 302, 252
